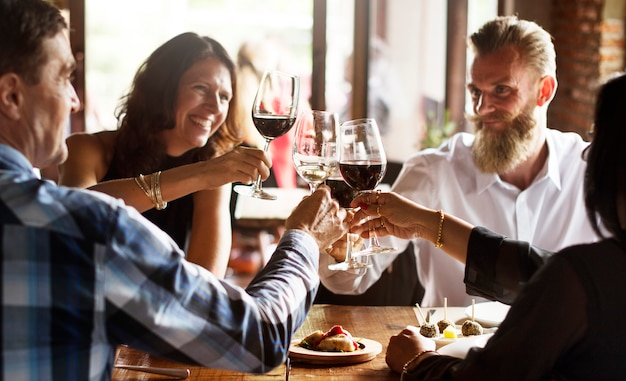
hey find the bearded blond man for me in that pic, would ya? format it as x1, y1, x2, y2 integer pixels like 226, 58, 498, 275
320, 16, 597, 307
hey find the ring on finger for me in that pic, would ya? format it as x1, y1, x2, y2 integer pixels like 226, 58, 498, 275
380, 219, 385, 228
375, 189, 381, 202
376, 205, 381, 217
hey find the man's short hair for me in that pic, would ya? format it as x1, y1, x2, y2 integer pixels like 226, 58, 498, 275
469, 15, 557, 79
0, 0, 68, 84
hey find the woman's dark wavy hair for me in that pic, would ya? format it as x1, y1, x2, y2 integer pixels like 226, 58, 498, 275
0, 0, 67, 85
111, 32, 242, 177
584, 73, 626, 243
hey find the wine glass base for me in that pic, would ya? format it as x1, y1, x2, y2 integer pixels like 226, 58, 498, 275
351, 246, 397, 257
233, 184, 277, 201
327, 260, 370, 272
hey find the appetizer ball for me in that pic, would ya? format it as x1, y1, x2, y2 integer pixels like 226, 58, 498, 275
419, 322, 439, 338
437, 319, 453, 334
461, 320, 483, 336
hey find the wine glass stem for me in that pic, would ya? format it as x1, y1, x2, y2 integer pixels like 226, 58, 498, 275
369, 226, 382, 248
253, 138, 272, 192
345, 232, 353, 263
364, 191, 382, 248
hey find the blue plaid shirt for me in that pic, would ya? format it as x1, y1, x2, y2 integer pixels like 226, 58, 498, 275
0, 144, 319, 380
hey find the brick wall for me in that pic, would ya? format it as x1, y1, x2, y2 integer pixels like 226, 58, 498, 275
548, 0, 625, 140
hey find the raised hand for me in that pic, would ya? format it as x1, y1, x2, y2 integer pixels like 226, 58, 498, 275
350, 191, 429, 241
199, 146, 272, 188
285, 185, 348, 250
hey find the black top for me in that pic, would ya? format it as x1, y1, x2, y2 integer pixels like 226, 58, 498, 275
102, 156, 193, 250
404, 227, 626, 381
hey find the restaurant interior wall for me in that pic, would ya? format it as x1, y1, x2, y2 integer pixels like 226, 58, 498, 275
548, 0, 625, 140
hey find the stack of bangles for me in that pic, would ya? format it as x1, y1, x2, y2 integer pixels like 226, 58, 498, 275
134, 171, 168, 210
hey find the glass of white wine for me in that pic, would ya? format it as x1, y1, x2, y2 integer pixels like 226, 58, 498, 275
292, 110, 339, 193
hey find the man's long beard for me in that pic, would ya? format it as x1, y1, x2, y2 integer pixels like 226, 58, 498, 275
468, 107, 537, 174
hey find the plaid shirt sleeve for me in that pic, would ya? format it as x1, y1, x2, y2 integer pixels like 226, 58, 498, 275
103, 202, 320, 373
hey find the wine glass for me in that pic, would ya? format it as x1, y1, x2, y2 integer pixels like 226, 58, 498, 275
338, 118, 396, 256
292, 110, 339, 193
234, 70, 300, 200
326, 172, 370, 271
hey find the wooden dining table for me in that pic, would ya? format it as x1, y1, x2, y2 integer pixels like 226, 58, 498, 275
112, 304, 443, 380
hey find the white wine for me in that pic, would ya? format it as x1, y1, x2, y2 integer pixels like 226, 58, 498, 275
295, 163, 337, 185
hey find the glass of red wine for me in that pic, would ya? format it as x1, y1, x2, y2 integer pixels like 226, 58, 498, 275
234, 70, 300, 200
326, 172, 370, 271
338, 118, 396, 256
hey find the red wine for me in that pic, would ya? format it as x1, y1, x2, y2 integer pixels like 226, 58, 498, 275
252, 115, 296, 139
339, 161, 386, 191
326, 178, 360, 208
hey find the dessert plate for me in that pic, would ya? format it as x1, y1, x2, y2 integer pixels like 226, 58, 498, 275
288, 338, 382, 365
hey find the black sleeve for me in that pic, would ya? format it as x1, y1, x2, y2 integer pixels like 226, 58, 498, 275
464, 226, 554, 304
405, 253, 587, 381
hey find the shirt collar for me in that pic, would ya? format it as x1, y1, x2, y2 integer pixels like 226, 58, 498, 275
475, 129, 561, 193
0, 144, 37, 177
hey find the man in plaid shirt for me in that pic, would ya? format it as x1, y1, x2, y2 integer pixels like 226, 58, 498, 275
0, 0, 348, 379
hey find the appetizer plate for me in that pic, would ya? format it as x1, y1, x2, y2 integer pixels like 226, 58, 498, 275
464, 301, 510, 327
437, 333, 494, 359
289, 338, 382, 365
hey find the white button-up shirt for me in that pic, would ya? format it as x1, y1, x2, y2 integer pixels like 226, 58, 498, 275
320, 129, 598, 306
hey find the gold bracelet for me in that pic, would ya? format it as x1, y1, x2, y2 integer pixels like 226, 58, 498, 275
134, 173, 167, 210
153, 171, 167, 210
434, 209, 444, 248
134, 174, 153, 201
402, 349, 437, 376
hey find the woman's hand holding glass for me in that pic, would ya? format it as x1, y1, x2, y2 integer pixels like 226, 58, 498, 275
349, 191, 427, 241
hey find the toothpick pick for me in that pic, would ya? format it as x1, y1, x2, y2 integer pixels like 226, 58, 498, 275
471, 299, 476, 321
414, 303, 426, 325
443, 297, 448, 320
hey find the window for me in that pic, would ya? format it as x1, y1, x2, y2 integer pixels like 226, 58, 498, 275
85, 0, 314, 131
84, 0, 496, 160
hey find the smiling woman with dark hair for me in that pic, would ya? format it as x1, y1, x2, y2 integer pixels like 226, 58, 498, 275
58, 32, 272, 276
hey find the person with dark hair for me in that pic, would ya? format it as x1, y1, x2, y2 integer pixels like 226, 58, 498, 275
319, 15, 598, 307
58, 32, 266, 276
349, 74, 626, 380
0, 0, 349, 379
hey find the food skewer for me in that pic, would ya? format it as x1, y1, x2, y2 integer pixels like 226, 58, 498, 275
414, 303, 426, 325
436, 297, 454, 334
415, 303, 439, 338
461, 298, 484, 336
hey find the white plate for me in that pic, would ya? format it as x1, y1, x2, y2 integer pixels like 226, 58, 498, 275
289, 338, 382, 365
437, 333, 494, 359
431, 325, 497, 348
464, 301, 510, 327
